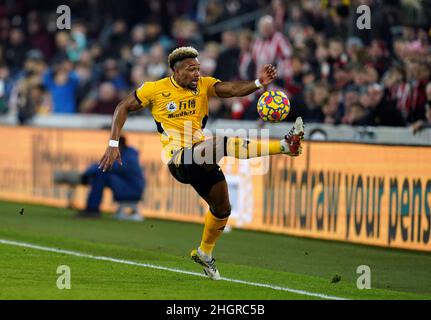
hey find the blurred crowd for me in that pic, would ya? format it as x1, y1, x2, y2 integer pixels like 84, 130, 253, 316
0, 0, 431, 131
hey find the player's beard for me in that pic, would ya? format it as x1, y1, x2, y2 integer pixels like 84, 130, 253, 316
189, 78, 199, 90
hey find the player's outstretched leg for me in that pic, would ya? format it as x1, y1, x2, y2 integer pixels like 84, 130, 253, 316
224, 116, 305, 158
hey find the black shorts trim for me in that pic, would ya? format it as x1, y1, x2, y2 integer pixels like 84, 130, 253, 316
168, 147, 226, 198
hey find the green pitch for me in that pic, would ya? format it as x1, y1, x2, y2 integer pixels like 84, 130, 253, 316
0, 200, 430, 300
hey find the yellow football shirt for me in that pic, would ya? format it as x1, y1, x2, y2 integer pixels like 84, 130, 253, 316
135, 76, 220, 160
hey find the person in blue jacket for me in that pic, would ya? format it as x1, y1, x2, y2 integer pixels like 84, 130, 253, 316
42, 57, 80, 114
79, 135, 145, 218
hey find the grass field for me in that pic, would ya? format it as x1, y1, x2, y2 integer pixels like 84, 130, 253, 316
0, 200, 430, 300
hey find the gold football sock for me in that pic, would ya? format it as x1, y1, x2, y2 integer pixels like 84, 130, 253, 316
225, 137, 282, 159
199, 210, 229, 257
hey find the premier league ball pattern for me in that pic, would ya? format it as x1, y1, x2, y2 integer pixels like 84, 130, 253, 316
257, 90, 290, 122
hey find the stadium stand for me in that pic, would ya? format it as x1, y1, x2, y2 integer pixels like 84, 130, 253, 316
0, 0, 430, 131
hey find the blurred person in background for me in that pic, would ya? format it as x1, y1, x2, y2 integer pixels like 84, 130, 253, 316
238, 30, 255, 81
252, 15, 292, 84
411, 82, 431, 134
362, 83, 405, 126
5, 28, 29, 75
42, 57, 79, 113
208, 96, 231, 119
9, 50, 48, 121
321, 88, 343, 124
74, 61, 94, 107
172, 18, 202, 48
270, 0, 288, 32
0, 64, 13, 114
382, 64, 406, 108
342, 102, 368, 126
102, 19, 129, 59
17, 83, 50, 124
130, 64, 147, 88
81, 82, 121, 115
53, 31, 70, 62
66, 21, 88, 62
26, 12, 54, 61
146, 43, 167, 81
343, 84, 361, 109
199, 41, 220, 76
325, 37, 348, 82
130, 24, 146, 58
396, 58, 428, 124
368, 39, 390, 77
79, 135, 145, 219
345, 36, 365, 65
214, 30, 240, 81
305, 81, 328, 122
100, 58, 128, 95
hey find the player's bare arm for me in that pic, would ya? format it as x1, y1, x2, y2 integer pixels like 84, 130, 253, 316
214, 64, 277, 98
98, 92, 142, 172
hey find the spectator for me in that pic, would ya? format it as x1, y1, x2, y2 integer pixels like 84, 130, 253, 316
322, 89, 343, 124
42, 58, 79, 113
270, 0, 288, 33
305, 81, 328, 122
199, 41, 220, 76
146, 44, 167, 81
79, 136, 145, 219
172, 18, 201, 48
101, 58, 128, 94
5, 28, 29, 74
343, 85, 361, 109
53, 31, 70, 62
0, 64, 13, 114
325, 37, 348, 81
27, 14, 54, 61
382, 65, 406, 108
343, 102, 368, 126
237, 29, 255, 81
0, 0, 430, 129
214, 30, 240, 81
252, 15, 292, 82
103, 19, 129, 59
363, 83, 406, 127
81, 82, 121, 115
411, 82, 431, 134
400, 59, 429, 123
66, 21, 88, 62
17, 83, 50, 124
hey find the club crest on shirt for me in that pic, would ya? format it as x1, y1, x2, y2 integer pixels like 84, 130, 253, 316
166, 101, 178, 113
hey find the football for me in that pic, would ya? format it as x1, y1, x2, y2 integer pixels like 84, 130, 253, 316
257, 90, 290, 122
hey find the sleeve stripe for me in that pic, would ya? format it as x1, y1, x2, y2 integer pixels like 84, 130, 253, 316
134, 90, 143, 105
201, 115, 208, 129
